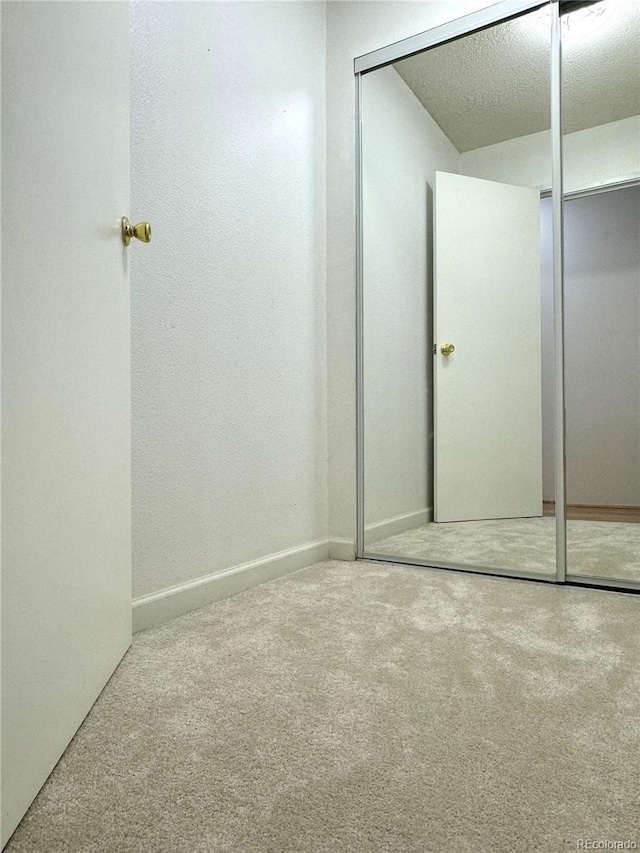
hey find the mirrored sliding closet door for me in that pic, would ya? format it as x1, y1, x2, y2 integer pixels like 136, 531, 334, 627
359, 2, 559, 579
561, 1, 640, 587
357, 0, 640, 591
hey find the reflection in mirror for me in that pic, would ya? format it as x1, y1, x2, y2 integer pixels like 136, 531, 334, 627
361, 4, 556, 575
561, 0, 640, 583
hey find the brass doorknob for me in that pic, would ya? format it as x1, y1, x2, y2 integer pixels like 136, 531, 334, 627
121, 216, 151, 246
440, 343, 455, 356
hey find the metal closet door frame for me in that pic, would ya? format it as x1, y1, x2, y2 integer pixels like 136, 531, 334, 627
355, 0, 569, 585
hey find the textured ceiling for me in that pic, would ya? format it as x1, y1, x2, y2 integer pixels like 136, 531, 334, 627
393, 2, 640, 153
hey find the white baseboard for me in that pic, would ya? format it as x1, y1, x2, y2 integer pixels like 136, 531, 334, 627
364, 508, 430, 546
132, 539, 330, 633
329, 538, 356, 561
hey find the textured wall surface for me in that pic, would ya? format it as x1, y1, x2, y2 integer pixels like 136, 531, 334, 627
325, 0, 498, 545
362, 67, 459, 527
130, 1, 327, 598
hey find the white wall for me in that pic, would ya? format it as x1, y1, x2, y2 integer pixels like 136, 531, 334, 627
541, 186, 640, 506
326, 0, 498, 548
362, 67, 459, 531
460, 116, 640, 191
131, 1, 327, 598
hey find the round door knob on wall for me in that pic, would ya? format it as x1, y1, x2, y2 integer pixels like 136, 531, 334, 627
121, 216, 152, 246
440, 343, 455, 356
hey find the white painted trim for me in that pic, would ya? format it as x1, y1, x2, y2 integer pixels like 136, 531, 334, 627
132, 540, 329, 633
364, 508, 430, 545
329, 538, 357, 561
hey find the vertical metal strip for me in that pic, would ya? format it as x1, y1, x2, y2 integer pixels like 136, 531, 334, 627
355, 72, 365, 559
551, 0, 567, 582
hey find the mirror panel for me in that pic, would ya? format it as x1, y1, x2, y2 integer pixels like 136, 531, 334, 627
562, 0, 640, 583
361, 4, 557, 576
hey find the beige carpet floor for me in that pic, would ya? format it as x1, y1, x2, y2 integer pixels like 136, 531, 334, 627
6, 560, 640, 853
368, 517, 640, 582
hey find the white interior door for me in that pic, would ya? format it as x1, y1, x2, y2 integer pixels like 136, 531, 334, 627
434, 171, 542, 523
1, 3, 131, 844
